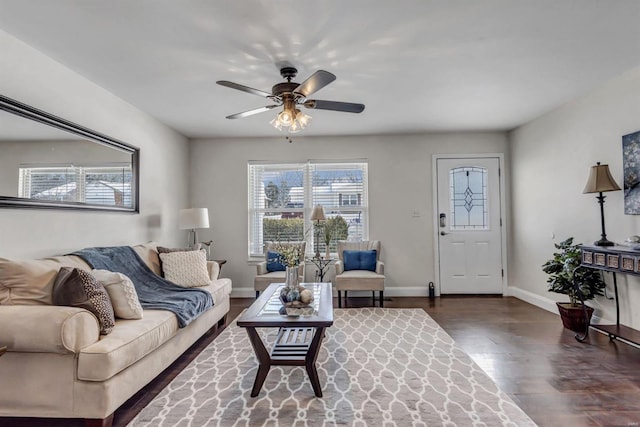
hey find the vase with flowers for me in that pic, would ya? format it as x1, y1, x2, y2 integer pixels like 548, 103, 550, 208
270, 242, 314, 315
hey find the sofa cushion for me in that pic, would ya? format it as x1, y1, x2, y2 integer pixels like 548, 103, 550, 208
132, 242, 162, 277
159, 250, 210, 287
0, 255, 90, 305
53, 267, 116, 335
92, 270, 143, 320
77, 309, 179, 381
343, 250, 377, 271
76, 279, 230, 381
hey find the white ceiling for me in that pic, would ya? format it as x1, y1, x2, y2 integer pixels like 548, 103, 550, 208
1, 0, 640, 139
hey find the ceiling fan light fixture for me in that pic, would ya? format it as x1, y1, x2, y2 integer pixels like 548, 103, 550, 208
271, 107, 311, 133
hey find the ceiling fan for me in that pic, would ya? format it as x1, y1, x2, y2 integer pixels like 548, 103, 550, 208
216, 66, 365, 133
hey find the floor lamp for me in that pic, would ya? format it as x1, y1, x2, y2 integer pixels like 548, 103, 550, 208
583, 162, 621, 246
310, 205, 326, 259
179, 208, 210, 249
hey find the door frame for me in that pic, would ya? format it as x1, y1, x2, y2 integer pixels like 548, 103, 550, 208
432, 153, 508, 296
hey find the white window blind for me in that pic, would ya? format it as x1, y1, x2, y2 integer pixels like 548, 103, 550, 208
18, 164, 133, 207
248, 161, 368, 258
310, 162, 368, 254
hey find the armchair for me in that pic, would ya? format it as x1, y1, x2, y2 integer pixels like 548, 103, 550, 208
334, 240, 385, 307
254, 241, 306, 298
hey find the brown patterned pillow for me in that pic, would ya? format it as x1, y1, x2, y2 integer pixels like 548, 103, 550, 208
52, 267, 115, 335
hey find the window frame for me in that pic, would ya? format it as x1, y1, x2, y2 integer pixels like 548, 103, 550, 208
19, 163, 134, 208
248, 160, 369, 259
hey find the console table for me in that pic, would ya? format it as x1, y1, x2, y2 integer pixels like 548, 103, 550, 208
580, 245, 640, 346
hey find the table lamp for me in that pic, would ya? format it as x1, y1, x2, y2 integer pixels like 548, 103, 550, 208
583, 162, 621, 246
310, 205, 326, 258
179, 208, 210, 248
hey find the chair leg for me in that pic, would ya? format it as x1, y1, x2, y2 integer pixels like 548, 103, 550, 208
344, 291, 348, 307
338, 290, 342, 308
255, 290, 260, 299
372, 291, 375, 307
380, 291, 384, 308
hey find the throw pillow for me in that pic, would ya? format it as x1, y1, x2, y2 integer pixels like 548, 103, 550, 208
91, 269, 143, 320
266, 250, 286, 272
157, 245, 201, 277
343, 250, 377, 272
159, 250, 210, 288
52, 267, 115, 335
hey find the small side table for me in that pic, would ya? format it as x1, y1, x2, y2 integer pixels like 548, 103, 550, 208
307, 257, 334, 282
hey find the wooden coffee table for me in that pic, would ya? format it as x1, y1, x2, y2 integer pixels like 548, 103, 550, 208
237, 282, 333, 397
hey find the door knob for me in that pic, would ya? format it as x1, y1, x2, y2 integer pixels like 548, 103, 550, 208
440, 231, 448, 236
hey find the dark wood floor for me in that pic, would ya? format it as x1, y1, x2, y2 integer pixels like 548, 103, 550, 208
2, 296, 640, 427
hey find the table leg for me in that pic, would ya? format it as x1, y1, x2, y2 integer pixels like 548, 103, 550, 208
245, 327, 271, 397
305, 327, 326, 397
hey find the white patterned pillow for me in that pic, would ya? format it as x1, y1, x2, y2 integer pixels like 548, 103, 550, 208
91, 269, 143, 320
159, 250, 210, 288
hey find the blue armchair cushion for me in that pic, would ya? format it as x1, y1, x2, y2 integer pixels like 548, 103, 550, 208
343, 250, 377, 272
266, 251, 286, 272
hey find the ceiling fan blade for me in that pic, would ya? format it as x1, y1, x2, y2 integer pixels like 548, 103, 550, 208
226, 105, 278, 119
304, 100, 365, 113
216, 80, 272, 98
294, 70, 336, 97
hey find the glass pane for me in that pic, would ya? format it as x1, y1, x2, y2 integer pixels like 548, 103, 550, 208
262, 169, 304, 209
449, 167, 489, 230
262, 214, 305, 243
84, 166, 133, 207
19, 167, 77, 202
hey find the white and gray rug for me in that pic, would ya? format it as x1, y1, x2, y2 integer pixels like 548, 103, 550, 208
129, 308, 536, 426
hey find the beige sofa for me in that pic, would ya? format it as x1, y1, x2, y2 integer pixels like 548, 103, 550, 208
0, 242, 232, 427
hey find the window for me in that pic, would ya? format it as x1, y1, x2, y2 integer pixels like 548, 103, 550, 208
248, 161, 368, 257
449, 166, 488, 230
19, 164, 133, 207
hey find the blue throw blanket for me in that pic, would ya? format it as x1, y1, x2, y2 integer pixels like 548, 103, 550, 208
72, 246, 213, 328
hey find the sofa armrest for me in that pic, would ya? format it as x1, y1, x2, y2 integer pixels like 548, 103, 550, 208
335, 260, 344, 275
207, 261, 221, 280
0, 305, 100, 354
376, 261, 385, 275
256, 261, 268, 275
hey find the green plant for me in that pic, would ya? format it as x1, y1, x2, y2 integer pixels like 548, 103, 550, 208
321, 216, 349, 251
541, 237, 605, 306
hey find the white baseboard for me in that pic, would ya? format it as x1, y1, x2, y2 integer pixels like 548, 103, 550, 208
506, 286, 558, 314
231, 286, 430, 299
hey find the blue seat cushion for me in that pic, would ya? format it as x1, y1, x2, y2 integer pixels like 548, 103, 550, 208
266, 251, 286, 272
343, 250, 377, 272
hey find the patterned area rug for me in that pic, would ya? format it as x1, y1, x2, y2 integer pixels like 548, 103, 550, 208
129, 308, 536, 426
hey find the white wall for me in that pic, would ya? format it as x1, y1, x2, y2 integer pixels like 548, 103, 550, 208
190, 132, 508, 297
509, 66, 640, 329
0, 29, 189, 258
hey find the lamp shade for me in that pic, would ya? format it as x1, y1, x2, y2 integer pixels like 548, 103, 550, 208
310, 205, 326, 221
583, 162, 621, 194
179, 208, 210, 230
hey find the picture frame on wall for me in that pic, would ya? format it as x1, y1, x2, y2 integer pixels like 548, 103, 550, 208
623, 130, 640, 214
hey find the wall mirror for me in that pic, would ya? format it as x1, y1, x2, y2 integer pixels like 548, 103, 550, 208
0, 95, 139, 212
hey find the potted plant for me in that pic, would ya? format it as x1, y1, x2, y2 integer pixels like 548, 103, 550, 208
542, 237, 606, 332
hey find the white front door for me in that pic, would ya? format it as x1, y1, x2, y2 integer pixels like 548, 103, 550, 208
436, 157, 504, 294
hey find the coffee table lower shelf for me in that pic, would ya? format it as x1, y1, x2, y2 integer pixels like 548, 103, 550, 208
245, 326, 326, 397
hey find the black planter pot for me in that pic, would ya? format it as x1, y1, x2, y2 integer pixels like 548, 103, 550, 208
556, 302, 593, 332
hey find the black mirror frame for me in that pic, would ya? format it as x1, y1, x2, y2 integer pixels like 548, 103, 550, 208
0, 94, 140, 212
